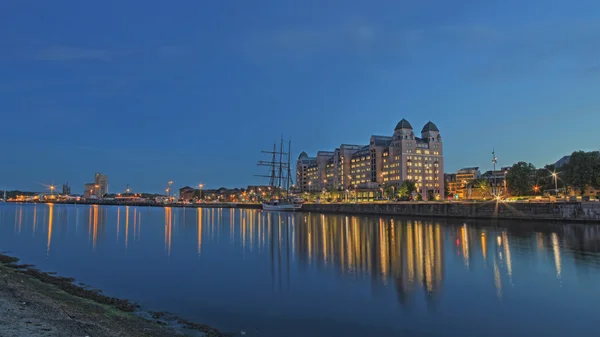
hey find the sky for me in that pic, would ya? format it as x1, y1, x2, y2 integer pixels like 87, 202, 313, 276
2, 0, 600, 193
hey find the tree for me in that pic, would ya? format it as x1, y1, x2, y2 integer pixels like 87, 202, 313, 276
398, 180, 417, 198
473, 179, 490, 198
561, 151, 600, 195
506, 162, 536, 196
533, 168, 554, 193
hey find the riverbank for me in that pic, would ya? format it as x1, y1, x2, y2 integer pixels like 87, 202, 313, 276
6, 200, 600, 222
0, 254, 232, 337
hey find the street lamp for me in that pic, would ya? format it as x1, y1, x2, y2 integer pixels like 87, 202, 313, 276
167, 181, 173, 198
492, 149, 498, 196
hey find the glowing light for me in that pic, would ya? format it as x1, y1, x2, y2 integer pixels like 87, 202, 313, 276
46, 204, 54, 254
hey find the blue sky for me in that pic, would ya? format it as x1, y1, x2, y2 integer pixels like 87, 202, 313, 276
2, 0, 600, 193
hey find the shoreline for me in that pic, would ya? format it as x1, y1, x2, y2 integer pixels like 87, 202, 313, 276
4, 200, 600, 223
0, 253, 233, 337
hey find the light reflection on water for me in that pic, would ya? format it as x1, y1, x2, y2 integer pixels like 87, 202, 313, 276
1, 203, 600, 337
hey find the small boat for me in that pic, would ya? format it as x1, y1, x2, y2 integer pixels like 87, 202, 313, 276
262, 199, 302, 211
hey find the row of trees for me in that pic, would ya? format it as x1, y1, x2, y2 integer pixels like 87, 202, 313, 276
383, 180, 420, 200
506, 151, 600, 196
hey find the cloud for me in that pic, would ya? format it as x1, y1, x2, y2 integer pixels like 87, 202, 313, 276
34, 46, 130, 61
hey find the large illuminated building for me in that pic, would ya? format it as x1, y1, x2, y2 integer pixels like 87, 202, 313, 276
296, 119, 444, 200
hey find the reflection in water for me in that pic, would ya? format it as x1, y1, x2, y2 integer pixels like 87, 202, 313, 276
92, 205, 98, 251
197, 208, 203, 255
493, 259, 502, 299
134, 208, 137, 242
18, 206, 23, 234
125, 206, 130, 248
32, 206, 37, 236
552, 232, 562, 279
164, 207, 172, 256
47, 203, 54, 254
3, 204, 599, 304
481, 232, 487, 262
117, 207, 121, 243
502, 232, 513, 283
461, 224, 470, 268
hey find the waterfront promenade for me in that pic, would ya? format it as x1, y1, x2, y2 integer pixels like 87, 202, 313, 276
5, 200, 600, 222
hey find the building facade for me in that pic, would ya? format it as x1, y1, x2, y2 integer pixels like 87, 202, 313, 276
94, 173, 108, 197
296, 119, 445, 200
83, 172, 108, 198
83, 183, 96, 198
447, 167, 480, 199
179, 186, 196, 201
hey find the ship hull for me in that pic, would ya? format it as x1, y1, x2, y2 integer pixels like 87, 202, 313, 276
262, 203, 302, 211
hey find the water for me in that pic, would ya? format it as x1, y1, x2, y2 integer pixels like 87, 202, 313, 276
1, 203, 599, 337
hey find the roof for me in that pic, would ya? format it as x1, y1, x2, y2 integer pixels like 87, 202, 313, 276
371, 135, 393, 146
394, 118, 413, 130
554, 155, 571, 168
298, 151, 308, 159
458, 167, 479, 173
351, 145, 371, 158
179, 186, 195, 190
421, 121, 439, 133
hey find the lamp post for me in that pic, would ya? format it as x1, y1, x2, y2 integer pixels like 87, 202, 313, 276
492, 149, 498, 196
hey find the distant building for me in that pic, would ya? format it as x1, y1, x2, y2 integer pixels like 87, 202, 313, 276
179, 186, 196, 201
481, 167, 510, 196
296, 119, 445, 200
62, 183, 71, 195
94, 173, 108, 197
83, 183, 96, 198
447, 167, 481, 199
296, 152, 316, 192
83, 173, 108, 198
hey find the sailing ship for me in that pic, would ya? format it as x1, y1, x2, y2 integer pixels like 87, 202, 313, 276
257, 137, 302, 211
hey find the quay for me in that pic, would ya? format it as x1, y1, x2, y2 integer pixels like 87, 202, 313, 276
300, 201, 600, 223
5, 200, 600, 222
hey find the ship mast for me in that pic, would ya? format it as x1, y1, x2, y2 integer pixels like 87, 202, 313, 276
285, 140, 292, 197
256, 137, 291, 199
278, 136, 284, 190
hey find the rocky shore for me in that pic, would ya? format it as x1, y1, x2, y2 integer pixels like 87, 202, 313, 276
0, 254, 232, 337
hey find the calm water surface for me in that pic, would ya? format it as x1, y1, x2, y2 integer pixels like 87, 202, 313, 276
1, 203, 599, 337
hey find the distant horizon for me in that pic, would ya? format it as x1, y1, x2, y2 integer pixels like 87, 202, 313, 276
1, 148, 591, 194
